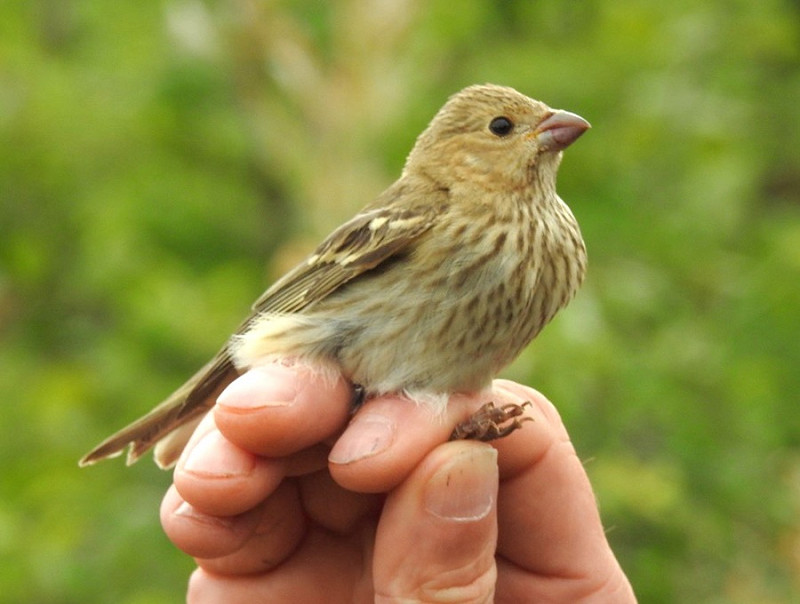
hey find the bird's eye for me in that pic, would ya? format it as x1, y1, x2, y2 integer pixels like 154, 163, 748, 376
489, 116, 514, 137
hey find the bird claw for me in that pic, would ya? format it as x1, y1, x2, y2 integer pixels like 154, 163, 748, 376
449, 401, 533, 442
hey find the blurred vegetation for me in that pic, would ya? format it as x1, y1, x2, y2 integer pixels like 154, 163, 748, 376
1, 0, 799, 602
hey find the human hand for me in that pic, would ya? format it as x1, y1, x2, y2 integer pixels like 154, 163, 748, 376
160, 364, 635, 603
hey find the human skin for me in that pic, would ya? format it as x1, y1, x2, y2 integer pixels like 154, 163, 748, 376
160, 364, 636, 603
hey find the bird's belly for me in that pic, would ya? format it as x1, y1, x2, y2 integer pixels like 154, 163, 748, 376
331, 256, 539, 396
233, 248, 541, 402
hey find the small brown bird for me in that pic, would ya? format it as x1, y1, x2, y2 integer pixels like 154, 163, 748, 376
80, 84, 589, 469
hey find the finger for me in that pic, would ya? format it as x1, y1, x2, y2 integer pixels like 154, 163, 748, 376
160, 485, 263, 559
172, 411, 286, 517
187, 529, 375, 604
489, 381, 634, 602
297, 469, 382, 534
214, 362, 353, 458
373, 441, 498, 603
193, 482, 307, 576
329, 390, 490, 493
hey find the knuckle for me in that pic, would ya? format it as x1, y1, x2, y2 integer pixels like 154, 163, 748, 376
376, 563, 496, 604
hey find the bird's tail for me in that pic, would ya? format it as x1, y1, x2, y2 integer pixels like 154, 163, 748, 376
79, 350, 239, 469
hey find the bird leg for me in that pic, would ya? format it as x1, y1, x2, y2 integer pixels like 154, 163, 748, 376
349, 384, 367, 414
449, 401, 533, 442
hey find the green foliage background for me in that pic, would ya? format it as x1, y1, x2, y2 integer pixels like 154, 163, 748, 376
1, 1, 799, 602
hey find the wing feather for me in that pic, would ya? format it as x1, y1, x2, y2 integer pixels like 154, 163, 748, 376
246, 182, 448, 322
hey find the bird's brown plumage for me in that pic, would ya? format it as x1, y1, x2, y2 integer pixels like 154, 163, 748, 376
80, 84, 589, 468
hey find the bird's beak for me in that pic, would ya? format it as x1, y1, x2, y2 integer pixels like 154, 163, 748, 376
533, 111, 590, 151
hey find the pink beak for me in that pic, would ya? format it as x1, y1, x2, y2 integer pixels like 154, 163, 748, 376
535, 110, 590, 151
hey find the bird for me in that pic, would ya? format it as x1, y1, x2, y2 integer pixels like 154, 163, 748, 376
80, 84, 589, 469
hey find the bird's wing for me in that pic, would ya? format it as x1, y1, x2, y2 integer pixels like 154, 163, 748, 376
247, 182, 448, 320
79, 182, 448, 469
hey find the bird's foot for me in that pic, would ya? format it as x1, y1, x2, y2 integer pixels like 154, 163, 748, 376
449, 401, 533, 442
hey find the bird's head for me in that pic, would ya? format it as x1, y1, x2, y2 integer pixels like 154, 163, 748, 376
404, 84, 589, 194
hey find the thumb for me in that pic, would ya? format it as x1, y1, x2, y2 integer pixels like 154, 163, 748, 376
373, 441, 498, 603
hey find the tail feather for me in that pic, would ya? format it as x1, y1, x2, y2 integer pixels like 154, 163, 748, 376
79, 351, 239, 468
152, 415, 206, 469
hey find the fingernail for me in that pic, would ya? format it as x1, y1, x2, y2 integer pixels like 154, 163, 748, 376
174, 501, 235, 529
217, 365, 297, 409
328, 414, 395, 464
425, 446, 497, 521
182, 430, 255, 478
